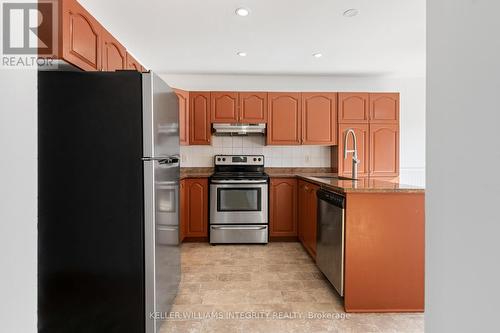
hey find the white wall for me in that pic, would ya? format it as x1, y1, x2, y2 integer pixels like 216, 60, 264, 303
160, 74, 426, 185
427, 1, 500, 332
0, 69, 37, 332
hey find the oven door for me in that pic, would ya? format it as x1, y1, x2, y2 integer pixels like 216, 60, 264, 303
210, 181, 268, 224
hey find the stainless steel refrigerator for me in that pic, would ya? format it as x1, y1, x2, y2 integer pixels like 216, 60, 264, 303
38, 71, 180, 333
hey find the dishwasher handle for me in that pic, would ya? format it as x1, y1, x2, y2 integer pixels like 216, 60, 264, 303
317, 189, 345, 208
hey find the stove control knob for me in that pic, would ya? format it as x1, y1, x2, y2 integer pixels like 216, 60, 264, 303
258, 158, 262, 161
217, 158, 221, 162
222, 158, 226, 161
253, 158, 257, 161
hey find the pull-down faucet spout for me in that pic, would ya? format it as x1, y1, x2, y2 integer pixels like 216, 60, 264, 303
343, 129, 360, 180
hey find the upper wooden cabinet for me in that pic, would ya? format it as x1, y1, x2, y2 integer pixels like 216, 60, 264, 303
338, 93, 369, 124
101, 29, 126, 71
269, 178, 297, 238
60, 0, 102, 71
189, 92, 211, 145
267, 93, 302, 145
338, 124, 370, 178
302, 93, 337, 145
174, 89, 190, 146
125, 52, 142, 72
239, 92, 268, 123
211, 92, 239, 123
369, 124, 399, 177
369, 93, 399, 124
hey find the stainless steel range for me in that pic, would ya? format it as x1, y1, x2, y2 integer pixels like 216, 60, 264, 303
209, 155, 269, 244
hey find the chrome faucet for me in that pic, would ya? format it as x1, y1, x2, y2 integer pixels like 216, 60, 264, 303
344, 129, 360, 179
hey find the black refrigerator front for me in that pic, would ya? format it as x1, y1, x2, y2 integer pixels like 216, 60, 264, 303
38, 71, 180, 333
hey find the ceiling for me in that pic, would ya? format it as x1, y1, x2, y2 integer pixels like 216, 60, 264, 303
79, 0, 425, 76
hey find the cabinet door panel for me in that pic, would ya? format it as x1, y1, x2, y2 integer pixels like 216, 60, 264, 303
239, 92, 268, 123
189, 92, 211, 145
126, 52, 142, 71
369, 124, 399, 177
297, 181, 308, 243
369, 93, 399, 124
338, 93, 369, 123
267, 93, 301, 145
175, 89, 189, 146
101, 30, 126, 71
270, 178, 297, 237
302, 93, 337, 145
61, 0, 102, 71
306, 183, 319, 258
180, 179, 186, 242
185, 178, 208, 237
338, 124, 370, 177
211, 92, 238, 123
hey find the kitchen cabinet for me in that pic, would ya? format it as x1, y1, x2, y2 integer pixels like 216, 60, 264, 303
189, 92, 211, 145
369, 93, 399, 124
211, 92, 239, 123
369, 124, 399, 177
269, 178, 297, 238
101, 29, 126, 71
301, 92, 337, 145
60, 0, 102, 71
267, 92, 302, 145
239, 92, 268, 123
179, 179, 186, 242
338, 93, 369, 124
298, 180, 319, 258
337, 124, 370, 178
174, 89, 190, 146
126, 52, 142, 72
183, 178, 208, 238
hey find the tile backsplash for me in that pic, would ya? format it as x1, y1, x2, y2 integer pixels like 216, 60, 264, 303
180, 136, 331, 167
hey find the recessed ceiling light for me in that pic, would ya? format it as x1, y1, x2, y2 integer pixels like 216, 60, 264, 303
236, 51, 247, 57
235, 8, 250, 17
312, 53, 323, 58
343, 9, 359, 17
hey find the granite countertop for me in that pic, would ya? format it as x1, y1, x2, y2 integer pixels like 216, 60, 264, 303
297, 174, 425, 194
180, 167, 424, 193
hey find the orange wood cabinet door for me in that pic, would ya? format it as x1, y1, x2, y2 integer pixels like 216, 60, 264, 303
101, 29, 126, 71
174, 89, 190, 146
269, 178, 297, 237
184, 178, 208, 237
60, 0, 102, 71
179, 179, 186, 242
239, 92, 268, 123
189, 92, 211, 145
369, 124, 399, 177
267, 93, 302, 145
302, 93, 337, 145
338, 93, 369, 124
338, 124, 370, 178
125, 52, 142, 71
211, 92, 239, 123
305, 182, 319, 258
297, 181, 307, 244
369, 93, 399, 124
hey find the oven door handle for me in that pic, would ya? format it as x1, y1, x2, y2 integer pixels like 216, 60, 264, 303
210, 179, 268, 184
211, 226, 267, 230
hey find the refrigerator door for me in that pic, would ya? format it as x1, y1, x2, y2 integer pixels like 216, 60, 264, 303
38, 71, 145, 332
142, 73, 180, 333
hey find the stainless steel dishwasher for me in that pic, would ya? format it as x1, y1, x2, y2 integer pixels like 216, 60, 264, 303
316, 189, 345, 296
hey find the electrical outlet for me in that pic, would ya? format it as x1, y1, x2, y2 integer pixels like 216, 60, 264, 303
305, 155, 311, 163
181, 154, 187, 163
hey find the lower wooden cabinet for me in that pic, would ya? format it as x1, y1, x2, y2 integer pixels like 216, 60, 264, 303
298, 180, 319, 258
269, 178, 297, 237
181, 178, 208, 238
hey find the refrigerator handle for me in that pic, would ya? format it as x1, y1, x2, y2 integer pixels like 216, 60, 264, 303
142, 155, 180, 165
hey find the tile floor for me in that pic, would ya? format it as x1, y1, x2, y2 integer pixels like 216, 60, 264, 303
159, 242, 423, 333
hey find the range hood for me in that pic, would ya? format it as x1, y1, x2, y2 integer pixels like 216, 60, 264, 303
212, 123, 266, 136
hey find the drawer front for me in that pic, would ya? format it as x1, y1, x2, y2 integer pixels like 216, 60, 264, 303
210, 225, 268, 244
